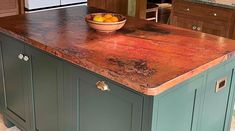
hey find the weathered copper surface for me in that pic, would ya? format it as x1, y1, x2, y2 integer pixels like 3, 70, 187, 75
0, 6, 235, 96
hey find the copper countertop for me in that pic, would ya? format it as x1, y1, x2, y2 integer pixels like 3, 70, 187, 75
0, 6, 235, 95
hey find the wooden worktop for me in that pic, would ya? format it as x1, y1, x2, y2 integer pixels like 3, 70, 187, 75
0, 6, 235, 95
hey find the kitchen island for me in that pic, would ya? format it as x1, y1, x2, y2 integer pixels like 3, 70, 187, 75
0, 6, 235, 131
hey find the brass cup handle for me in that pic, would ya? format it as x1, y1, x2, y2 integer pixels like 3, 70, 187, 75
96, 81, 110, 91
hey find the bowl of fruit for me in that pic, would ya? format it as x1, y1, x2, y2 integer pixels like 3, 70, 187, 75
85, 13, 126, 33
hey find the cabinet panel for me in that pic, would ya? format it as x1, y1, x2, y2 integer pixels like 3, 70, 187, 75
200, 65, 233, 131
26, 46, 63, 131
202, 21, 229, 37
155, 76, 204, 131
171, 0, 234, 38
87, 0, 106, 10
106, 0, 128, 15
171, 15, 202, 31
0, 35, 33, 130
64, 65, 143, 131
0, 0, 19, 17
88, 0, 128, 15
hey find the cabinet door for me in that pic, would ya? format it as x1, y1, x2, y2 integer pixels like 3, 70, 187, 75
0, 35, 33, 130
25, 46, 63, 131
61, 0, 86, 5
155, 76, 204, 131
0, 0, 19, 17
64, 64, 143, 131
200, 65, 233, 131
88, 0, 106, 10
202, 21, 230, 37
171, 15, 203, 31
105, 0, 128, 15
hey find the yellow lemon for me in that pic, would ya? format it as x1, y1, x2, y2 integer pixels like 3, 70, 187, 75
103, 14, 113, 19
110, 16, 119, 22
93, 15, 104, 22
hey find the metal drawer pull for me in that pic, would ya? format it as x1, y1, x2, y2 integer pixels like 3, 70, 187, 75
18, 54, 24, 60
213, 13, 217, 16
215, 77, 227, 92
186, 8, 190, 11
96, 81, 110, 91
23, 56, 29, 61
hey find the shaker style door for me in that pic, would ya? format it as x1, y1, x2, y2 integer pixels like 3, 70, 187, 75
63, 64, 144, 131
25, 46, 63, 131
0, 34, 33, 130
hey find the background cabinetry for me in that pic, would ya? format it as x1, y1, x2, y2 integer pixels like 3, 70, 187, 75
171, 0, 235, 39
88, 0, 128, 15
0, 0, 24, 17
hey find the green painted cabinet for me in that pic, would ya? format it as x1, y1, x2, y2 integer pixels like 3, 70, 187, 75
25, 46, 63, 131
64, 64, 144, 131
0, 34, 64, 131
0, 35, 33, 130
151, 75, 205, 131
199, 63, 234, 131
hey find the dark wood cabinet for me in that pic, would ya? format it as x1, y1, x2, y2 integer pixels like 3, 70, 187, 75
0, 0, 24, 17
171, 15, 203, 31
87, 0, 147, 18
171, 0, 235, 39
88, 0, 128, 15
202, 21, 230, 37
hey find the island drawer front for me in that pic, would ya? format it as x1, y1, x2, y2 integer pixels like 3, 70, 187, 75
63, 64, 144, 131
173, 1, 233, 21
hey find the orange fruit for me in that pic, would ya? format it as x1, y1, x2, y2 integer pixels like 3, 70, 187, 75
93, 15, 104, 22
104, 19, 113, 22
103, 14, 113, 19
110, 16, 119, 22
